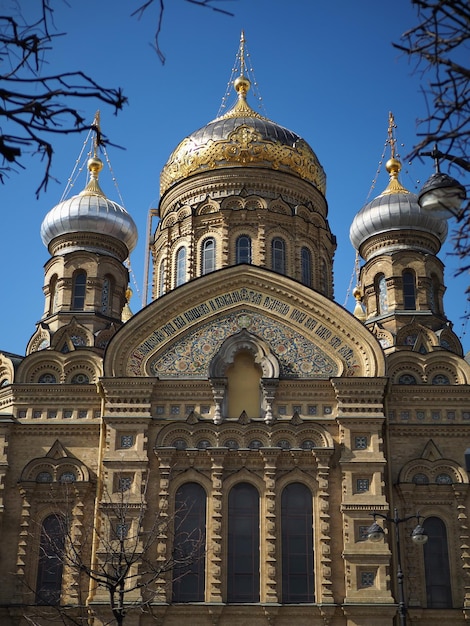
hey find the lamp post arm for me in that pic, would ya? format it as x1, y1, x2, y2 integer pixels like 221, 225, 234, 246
419, 148, 470, 174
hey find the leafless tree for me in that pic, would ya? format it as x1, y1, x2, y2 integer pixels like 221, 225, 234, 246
23, 479, 204, 626
394, 0, 470, 272
1, 0, 234, 196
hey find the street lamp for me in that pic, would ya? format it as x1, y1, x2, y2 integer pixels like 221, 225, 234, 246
417, 146, 467, 220
367, 508, 428, 626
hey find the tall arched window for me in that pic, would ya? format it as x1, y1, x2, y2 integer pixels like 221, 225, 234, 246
172, 483, 206, 602
423, 517, 452, 608
281, 483, 314, 603
175, 247, 187, 287
202, 238, 216, 275
272, 238, 286, 275
227, 483, 260, 602
236, 235, 252, 264
301, 247, 312, 287
72, 271, 86, 310
49, 275, 58, 314
36, 514, 65, 605
159, 260, 166, 297
403, 270, 416, 310
430, 274, 440, 314
376, 273, 388, 314
320, 259, 328, 295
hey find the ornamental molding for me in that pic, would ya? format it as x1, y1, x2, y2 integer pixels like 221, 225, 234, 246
104, 266, 385, 380
160, 123, 326, 197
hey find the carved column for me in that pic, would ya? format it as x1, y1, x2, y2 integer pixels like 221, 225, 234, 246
208, 449, 225, 602
454, 487, 470, 608
15, 487, 31, 602
316, 449, 334, 603
210, 378, 226, 425
261, 379, 278, 425
155, 451, 172, 602
262, 448, 280, 603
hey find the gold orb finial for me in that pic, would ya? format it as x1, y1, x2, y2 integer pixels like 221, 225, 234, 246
87, 156, 104, 177
386, 157, 401, 175
234, 74, 250, 97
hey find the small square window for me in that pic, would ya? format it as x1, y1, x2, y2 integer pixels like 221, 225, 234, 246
278, 405, 287, 415
155, 405, 165, 415
33, 410, 42, 419
416, 410, 425, 420
307, 405, 317, 415
18, 410, 27, 418
120, 434, 134, 449
170, 405, 180, 415
400, 411, 410, 420
358, 525, 370, 541
293, 405, 302, 414
324, 406, 332, 415
360, 571, 375, 588
78, 410, 87, 418
47, 410, 57, 419
354, 436, 368, 450
185, 405, 195, 414
118, 476, 132, 492
201, 405, 211, 414
463, 411, 470, 421
115, 523, 129, 540
94, 410, 101, 419
446, 411, 455, 420
388, 410, 396, 420
64, 410, 73, 419
356, 478, 370, 493
432, 411, 441, 421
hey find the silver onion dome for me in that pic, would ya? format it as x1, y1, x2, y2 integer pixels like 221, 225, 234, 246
41, 156, 138, 257
350, 157, 447, 257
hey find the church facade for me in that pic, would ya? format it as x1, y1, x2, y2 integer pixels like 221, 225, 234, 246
1, 40, 470, 626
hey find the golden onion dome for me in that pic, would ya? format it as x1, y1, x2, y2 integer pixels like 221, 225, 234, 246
160, 73, 326, 196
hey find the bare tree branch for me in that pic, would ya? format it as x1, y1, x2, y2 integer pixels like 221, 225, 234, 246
395, 0, 470, 278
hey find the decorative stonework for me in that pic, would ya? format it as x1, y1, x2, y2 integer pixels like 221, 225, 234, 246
149, 311, 337, 379
161, 123, 326, 196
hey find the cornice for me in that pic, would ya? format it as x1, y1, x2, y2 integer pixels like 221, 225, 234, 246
11, 423, 100, 436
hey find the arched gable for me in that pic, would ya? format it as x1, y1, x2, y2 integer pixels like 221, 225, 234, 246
104, 265, 385, 379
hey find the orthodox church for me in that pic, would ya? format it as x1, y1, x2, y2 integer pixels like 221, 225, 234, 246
1, 34, 470, 626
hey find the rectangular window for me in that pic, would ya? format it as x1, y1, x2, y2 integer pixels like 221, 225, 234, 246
356, 478, 370, 493
119, 434, 134, 449
354, 436, 368, 450
117, 476, 133, 492
360, 571, 375, 588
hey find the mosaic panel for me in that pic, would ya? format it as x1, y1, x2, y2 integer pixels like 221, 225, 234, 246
148, 310, 338, 378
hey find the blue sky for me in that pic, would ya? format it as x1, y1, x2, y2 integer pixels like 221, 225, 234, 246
1, 0, 469, 355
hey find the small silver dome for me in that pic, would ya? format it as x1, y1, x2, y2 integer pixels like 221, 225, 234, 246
350, 158, 447, 255
41, 158, 137, 256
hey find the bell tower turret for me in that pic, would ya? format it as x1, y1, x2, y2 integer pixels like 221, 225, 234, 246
27, 115, 138, 355
350, 113, 463, 355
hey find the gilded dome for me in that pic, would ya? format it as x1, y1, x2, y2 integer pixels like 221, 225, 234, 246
160, 76, 326, 196
41, 157, 138, 257
350, 157, 448, 256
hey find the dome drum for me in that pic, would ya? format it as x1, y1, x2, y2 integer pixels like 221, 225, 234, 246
158, 167, 329, 225
46, 231, 132, 262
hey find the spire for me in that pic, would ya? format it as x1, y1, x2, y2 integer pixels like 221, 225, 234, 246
382, 112, 409, 196
80, 111, 106, 198
219, 31, 264, 121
